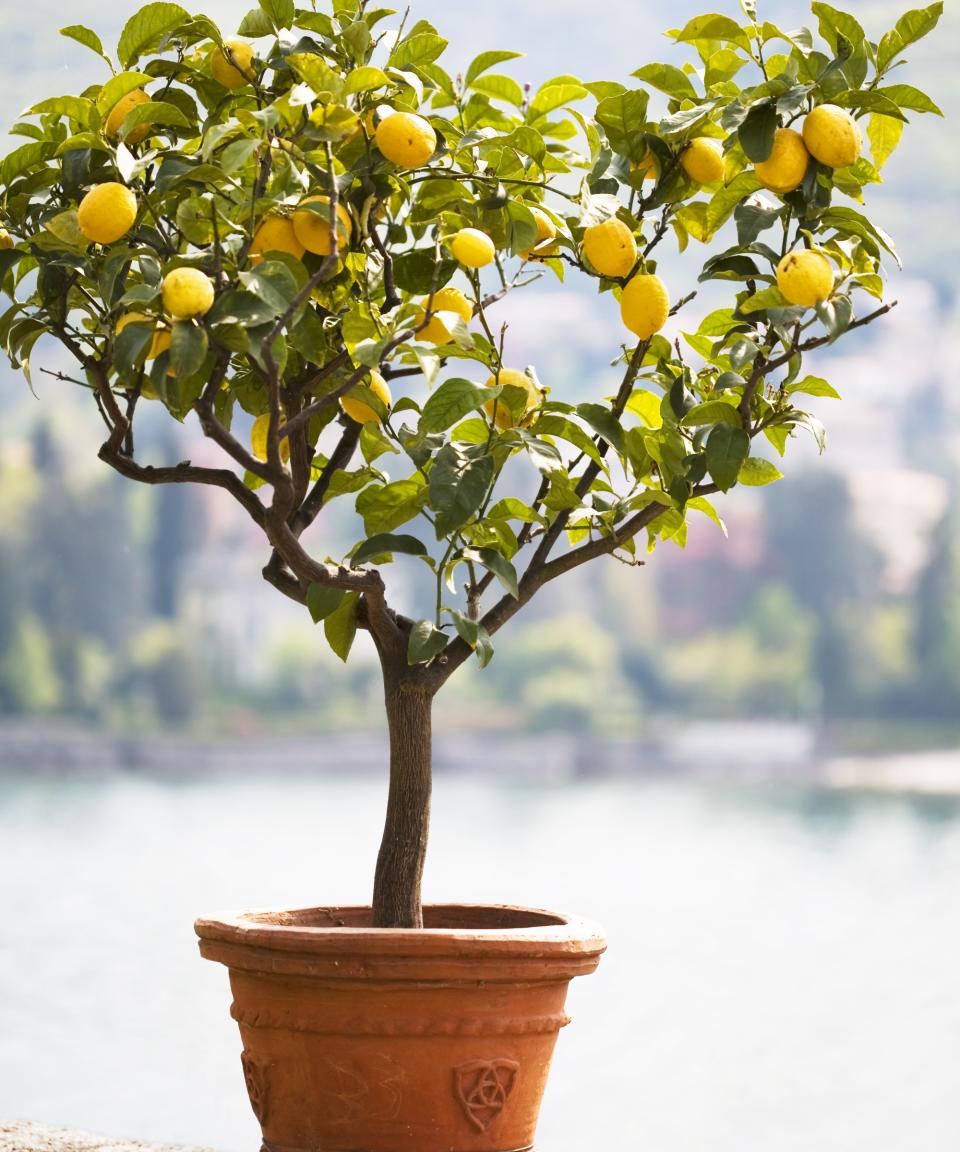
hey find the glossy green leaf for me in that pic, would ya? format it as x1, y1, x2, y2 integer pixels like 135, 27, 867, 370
306, 583, 345, 622
407, 620, 449, 665
117, 3, 190, 68
706, 424, 749, 491
421, 377, 494, 433
353, 533, 428, 566
324, 591, 360, 662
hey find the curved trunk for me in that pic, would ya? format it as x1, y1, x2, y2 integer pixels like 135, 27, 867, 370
371, 670, 434, 928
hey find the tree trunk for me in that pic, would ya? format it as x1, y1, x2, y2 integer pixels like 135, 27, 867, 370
371, 668, 434, 928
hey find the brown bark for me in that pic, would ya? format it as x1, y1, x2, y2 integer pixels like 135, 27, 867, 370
372, 666, 434, 928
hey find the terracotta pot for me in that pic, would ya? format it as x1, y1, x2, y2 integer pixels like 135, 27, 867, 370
195, 903, 605, 1152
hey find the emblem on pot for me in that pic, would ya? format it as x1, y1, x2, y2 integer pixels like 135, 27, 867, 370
454, 1058, 519, 1132
241, 1051, 270, 1123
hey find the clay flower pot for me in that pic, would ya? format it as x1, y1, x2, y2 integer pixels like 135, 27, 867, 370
195, 904, 605, 1152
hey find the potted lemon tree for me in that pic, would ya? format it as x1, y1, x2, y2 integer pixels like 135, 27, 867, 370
0, 0, 942, 1147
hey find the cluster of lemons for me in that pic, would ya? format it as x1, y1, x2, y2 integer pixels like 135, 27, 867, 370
65, 39, 861, 438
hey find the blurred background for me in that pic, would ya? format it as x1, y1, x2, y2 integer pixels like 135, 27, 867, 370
1, 2, 958, 1151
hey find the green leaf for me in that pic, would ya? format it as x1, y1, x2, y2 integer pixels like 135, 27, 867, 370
687, 495, 727, 536
576, 402, 626, 455
787, 375, 841, 399
627, 389, 664, 429
60, 25, 112, 66
420, 377, 493, 433
392, 249, 456, 294
96, 72, 155, 116
260, 0, 295, 30
356, 476, 428, 534
820, 207, 901, 269
672, 13, 751, 50
389, 32, 449, 69
236, 7, 272, 36
595, 89, 650, 158
448, 609, 493, 666
343, 66, 390, 94
738, 102, 778, 162
631, 63, 698, 100
117, 3, 190, 68
470, 74, 524, 106
528, 82, 588, 120
208, 289, 280, 327
28, 96, 95, 127
877, 3, 943, 74
466, 50, 525, 86
306, 583, 345, 623
0, 141, 57, 186
408, 620, 449, 665
705, 424, 749, 491
740, 285, 791, 313
118, 100, 192, 138
867, 114, 905, 170
429, 445, 495, 537
353, 533, 428, 566
738, 457, 783, 486
810, 3, 865, 54
681, 400, 741, 427
875, 84, 943, 116
169, 321, 207, 378
238, 260, 300, 316
471, 547, 519, 598
324, 591, 360, 662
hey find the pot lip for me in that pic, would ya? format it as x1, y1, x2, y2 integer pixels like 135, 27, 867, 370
195, 902, 606, 958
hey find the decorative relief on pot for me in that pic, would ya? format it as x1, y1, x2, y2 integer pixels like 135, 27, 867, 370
454, 1059, 519, 1132
319, 1054, 405, 1124
241, 1050, 270, 1123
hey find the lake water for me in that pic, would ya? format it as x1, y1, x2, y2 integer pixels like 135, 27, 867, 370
1, 768, 959, 1151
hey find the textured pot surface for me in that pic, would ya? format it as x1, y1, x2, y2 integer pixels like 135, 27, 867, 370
195, 904, 606, 1152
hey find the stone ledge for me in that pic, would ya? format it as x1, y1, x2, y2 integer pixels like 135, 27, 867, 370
0, 1124, 213, 1152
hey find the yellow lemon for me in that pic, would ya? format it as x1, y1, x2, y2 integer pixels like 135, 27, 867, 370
375, 111, 437, 167
755, 127, 810, 194
115, 312, 171, 359
292, 195, 353, 256
581, 217, 638, 279
630, 149, 659, 181
450, 228, 496, 269
250, 215, 306, 263
161, 267, 215, 319
0, 228, 13, 250
776, 249, 834, 307
211, 40, 256, 90
620, 274, 670, 339
802, 104, 862, 169
340, 370, 392, 424
414, 286, 473, 344
519, 207, 559, 260
680, 137, 726, 184
251, 412, 291, 463
77, 182, 138, 245
104, 89, 152, 146
483, 367, 540, 429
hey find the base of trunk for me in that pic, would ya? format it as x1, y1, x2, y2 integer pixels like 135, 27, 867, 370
195, 904, 606, 1152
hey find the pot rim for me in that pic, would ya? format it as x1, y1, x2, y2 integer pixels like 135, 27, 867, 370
195, 902, 606, 961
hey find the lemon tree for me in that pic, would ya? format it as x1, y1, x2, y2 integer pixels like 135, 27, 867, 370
0, 0, 942, 927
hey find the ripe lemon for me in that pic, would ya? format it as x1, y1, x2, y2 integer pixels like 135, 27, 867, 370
483, 368, 540, 429
802, 104, 862, 169
104, 89, 152, 146
340, 370, 392, 424
620, 274, 670, 339
414, 286, 473, 344
450, 228, 496, 269
581, 217, 638, 279
519, 207, 559, 260
680, 137, 726, 184
292, 196, 352, 256
251, 412, 291, 463
250, 215, 305, 264
630, 149, 659, 181
0, 228, 13, 250
211, 40, 255, 90
375, 111, 437, 167
162, 267, 215, 319
77, 182, 138, 245
776, 249, 833, 307
115, 312, 171, 359
755, 127, 810, 194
